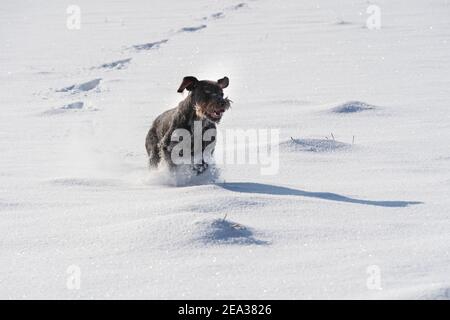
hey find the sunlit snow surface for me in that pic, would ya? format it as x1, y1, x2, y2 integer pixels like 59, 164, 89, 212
1, 0, 449, 299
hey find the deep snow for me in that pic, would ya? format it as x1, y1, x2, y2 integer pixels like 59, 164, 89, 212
0, 0, 449, 299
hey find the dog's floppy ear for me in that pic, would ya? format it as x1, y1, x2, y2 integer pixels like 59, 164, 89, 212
177, 76, 198, 93
217, 76, 229, 89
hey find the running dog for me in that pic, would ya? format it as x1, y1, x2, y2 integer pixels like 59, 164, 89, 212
145, 76, 231, 174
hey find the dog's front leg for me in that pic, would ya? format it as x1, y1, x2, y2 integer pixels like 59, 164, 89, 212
160, 144, 176, 171
157, 130, 175, 169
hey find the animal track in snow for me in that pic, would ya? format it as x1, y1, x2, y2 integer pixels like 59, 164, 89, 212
228, 3, 247, 10
131, 39, 168, 51
178, 25, 207, 33
330, 101, 376, 114
94, 58, 132, 70
280, 138, 350, 153
40, 101, 97, 116
0, 201, 21, 211
202, 12, 225, 20
129, 2, 248, 53
56, 78, 102, 93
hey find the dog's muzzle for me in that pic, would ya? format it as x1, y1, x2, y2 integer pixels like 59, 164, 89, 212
198, 97, 231, 122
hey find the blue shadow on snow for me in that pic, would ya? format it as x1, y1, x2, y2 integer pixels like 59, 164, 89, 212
218, 182, 422, 208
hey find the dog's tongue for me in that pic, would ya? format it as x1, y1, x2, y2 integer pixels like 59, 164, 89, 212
212, 110, 224, 118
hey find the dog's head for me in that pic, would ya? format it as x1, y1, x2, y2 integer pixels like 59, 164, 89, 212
177, 76, 231, 123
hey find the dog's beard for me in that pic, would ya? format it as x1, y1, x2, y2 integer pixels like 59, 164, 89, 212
195, 98, 231, 123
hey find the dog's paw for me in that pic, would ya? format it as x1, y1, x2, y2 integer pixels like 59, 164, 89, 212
193, 163, 209, 175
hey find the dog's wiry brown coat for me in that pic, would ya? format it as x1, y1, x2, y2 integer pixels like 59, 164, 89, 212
145, 76, 230, 173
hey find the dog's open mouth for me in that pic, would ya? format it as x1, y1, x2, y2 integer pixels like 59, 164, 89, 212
206, 109, 226, 121
196, 98, 231, 123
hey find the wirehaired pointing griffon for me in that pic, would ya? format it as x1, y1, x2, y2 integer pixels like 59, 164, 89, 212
145, 76, 231, 174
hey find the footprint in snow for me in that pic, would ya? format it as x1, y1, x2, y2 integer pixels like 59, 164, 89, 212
201, 2, 247, 21
131, 39, 168, 51
56, 78, 102, 93
280, 138, 350, 153
94, 58, 131, 70
334, 19, 353, 26
40, 101, 97, 116
228, 3, 247, 11
202, 12, 225, 21
330, 101, 377, 114
0, 201, 21, 211
178, 25, 207, 33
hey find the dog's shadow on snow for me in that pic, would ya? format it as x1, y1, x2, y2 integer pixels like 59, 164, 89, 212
218, 182, 422, 208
